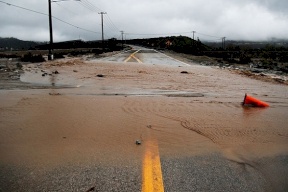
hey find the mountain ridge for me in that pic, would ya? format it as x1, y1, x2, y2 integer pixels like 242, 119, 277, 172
0, 37, 42, 50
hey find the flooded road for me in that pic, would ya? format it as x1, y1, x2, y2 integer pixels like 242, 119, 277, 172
96, 46, 188, 66
0, 48, 288, 191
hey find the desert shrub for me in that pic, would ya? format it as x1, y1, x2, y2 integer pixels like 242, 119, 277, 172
0, 53, 18, 58
53, 52, 65, 59
92, 49, 104, 55
279, 55, 288, 62
239, 54, 252, 64
21, 52, 45, 63
260, 59, 278, 69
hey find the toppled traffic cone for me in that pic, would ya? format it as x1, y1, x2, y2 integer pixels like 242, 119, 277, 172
243, 94, 269, 107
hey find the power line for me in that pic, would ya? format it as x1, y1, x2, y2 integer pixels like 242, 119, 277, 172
77, 0, 102, 12
125, 31, 225, 43
53, 0, 118, 40
1, 0, 226, 42
126, 31, 191, 36
196, 32, 223, 39
55, 2, 78, 15
53, 15, 100, 34
82, 0, 102, 12
0, 0, 100, 34
76, 0, 120, 35
77, 1, 95, 12
103, 15, 119, 32
104, 14, 120, 31
0, 0, 47, 16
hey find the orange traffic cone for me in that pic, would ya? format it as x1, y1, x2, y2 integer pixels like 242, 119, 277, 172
243, 94, 269, 107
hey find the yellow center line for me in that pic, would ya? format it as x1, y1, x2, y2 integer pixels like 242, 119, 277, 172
124, 50, 142, 63
142, 139, 164, 192
131, 55, 143, 63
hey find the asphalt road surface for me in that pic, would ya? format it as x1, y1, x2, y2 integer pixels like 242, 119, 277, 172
96, 46, 189, 66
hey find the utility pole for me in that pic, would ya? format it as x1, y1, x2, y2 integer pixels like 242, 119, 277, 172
192, 31, 196, 48
48, 0, 79, 59
48, 0, 54, 60
120, 31, 124, 49
192, 31, 196, 41
222, 37, 226, 50
99, 12, 107, 48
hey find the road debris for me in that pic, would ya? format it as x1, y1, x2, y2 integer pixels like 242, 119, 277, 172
243, 93, 269, 107
86, 186, 95, 192
49, 93, 61, 96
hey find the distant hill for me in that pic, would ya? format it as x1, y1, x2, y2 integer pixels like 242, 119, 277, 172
127, 36, 211, 54
0, 37, 122, 52
0, 37, 43, 51
204, 40, 288, 49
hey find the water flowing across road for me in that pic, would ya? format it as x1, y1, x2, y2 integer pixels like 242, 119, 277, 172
0, 46, 288, 191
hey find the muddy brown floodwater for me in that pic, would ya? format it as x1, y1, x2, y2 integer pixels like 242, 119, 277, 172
0, 58, 288, 191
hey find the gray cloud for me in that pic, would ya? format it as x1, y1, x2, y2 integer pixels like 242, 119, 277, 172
0, 0, 287, 42
252, 0, 288, 14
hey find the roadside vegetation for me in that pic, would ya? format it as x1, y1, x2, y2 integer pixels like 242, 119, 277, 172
0, 38, 124, 62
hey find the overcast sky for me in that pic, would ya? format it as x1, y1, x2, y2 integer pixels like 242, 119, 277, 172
0, 0, 287, 42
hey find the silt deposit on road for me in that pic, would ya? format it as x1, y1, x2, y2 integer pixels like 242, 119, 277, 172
0, 58, 288, 191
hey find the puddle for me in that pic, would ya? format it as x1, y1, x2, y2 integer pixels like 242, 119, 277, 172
20, 69, 80, 88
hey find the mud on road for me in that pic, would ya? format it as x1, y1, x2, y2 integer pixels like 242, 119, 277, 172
0, 57, 288, 191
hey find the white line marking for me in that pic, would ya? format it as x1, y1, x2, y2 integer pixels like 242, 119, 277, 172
154, 50, 190, 66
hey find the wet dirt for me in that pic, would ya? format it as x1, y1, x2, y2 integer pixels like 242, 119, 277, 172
0, 58, 288, 191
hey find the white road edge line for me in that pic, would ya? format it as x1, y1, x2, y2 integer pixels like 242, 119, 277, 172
154, 50, 190, 66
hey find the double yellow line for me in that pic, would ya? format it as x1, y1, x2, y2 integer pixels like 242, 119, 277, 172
124, 50, 142, 63
142, 139, 164, 192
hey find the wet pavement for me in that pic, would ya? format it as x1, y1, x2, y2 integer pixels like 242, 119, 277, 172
95, 46, 188, 67
0, 47, 288, 191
